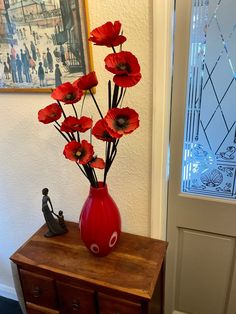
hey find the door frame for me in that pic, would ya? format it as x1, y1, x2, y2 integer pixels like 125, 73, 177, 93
151, 0, 175, 240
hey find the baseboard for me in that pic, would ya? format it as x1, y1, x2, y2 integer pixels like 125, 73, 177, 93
173, 311, 188, 314
0, 283, 17, 300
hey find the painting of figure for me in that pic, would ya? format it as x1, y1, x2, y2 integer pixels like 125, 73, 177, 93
0, 0, 91, 92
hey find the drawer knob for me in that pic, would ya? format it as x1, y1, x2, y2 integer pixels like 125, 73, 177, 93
72, 300, 80, 311
32, 286, 41, 298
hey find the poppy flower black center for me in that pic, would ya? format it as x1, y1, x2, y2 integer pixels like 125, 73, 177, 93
65, 93, 75, 100
117, 62, 131, 73
115, 116, 128, 129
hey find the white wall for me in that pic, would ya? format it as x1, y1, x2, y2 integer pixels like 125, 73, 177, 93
0, 0, 153, 294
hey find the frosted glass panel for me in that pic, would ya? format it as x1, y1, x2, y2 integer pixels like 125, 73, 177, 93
182, 0, 236, 199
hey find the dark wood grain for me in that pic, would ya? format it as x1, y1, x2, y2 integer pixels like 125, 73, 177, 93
11, 221, 168, 313
11, 222, 167, 301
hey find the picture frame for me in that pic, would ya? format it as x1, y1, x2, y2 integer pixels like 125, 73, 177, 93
0, 0, 93, 93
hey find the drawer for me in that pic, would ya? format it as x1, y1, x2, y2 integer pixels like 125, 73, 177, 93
20, 269, 57, 309
26, 302, 60, 314
56, 281, 96, 314
98, 293, 142, 314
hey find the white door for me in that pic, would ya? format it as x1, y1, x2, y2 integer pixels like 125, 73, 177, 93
166, 1, 236, 314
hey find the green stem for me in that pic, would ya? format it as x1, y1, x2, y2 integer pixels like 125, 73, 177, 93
80, 93, 86, 117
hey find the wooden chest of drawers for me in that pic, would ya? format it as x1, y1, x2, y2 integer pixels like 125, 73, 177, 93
10, 221, 167, 314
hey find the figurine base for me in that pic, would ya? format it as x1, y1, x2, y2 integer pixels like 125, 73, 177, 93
44, 229, 68, 238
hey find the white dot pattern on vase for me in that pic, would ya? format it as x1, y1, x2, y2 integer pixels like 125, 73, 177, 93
109, 231, 118, 248
90, 243, 99, 254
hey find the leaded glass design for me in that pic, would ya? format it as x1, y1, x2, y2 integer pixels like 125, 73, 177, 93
182, 0, 236, 199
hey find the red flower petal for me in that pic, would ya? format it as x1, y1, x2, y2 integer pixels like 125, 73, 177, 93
51, 82, 83, 104
113, 72, 142, 88
104, 51, 141, 87
79, 140, 94, 164
77, 116, 93, 132
90, 157, 105, 169
61, 116, 92, 133
63, 140, 94, 165
38, 103, 62, 124
92, 119, 115, 142
89, 21, 126, 47
104, 107, 139, 136
63, 141, 81, 162
73, 71, 98, 90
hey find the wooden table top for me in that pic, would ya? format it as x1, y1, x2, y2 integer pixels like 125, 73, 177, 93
10, 221, 168, 300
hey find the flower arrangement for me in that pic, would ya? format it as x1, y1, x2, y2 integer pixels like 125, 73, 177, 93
38, 21, 141, 188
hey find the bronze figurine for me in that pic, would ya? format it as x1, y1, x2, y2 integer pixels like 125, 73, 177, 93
42, 188, 68, 237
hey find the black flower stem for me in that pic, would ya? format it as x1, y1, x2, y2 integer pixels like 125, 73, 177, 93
109, 139, 119, 165
116, 87, 124, 107
119, 88, 127, 107
76, 163, 89, 179
92, 168, 98, 187
108, 80, 112, 110
111, 46, 116, 53
103, 141, 112, 186
77, 131, 80, 142
85, 165, 97, 187
54, 121, 75, 141
104, 139, 120, 182
112, 84, 119, 108
72, 104, 78, 118
89, 89, 103, 119
70, 132, 76, 141
57, 100, 67, 119
54, 124, 71, 142
82, 164, 93, 185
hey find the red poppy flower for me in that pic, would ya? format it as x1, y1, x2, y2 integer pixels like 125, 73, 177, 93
51, 82, 83, 104
104, 107, 139, 137
92, 119, 117, 141
61, 116, 93, 133
89, 21, 126, 47
90, 157, 105, 169
104, 51, 141, 87
38, 103, 62, 124
73, 71, 98, 90
63, 140, 94, 165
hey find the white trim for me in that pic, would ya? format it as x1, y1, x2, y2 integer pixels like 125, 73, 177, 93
151, 0, 175, 240
0, 283, 17, 300
173, 311, 189, 314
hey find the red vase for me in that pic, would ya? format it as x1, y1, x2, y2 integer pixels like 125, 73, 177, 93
79, 182, 121, 256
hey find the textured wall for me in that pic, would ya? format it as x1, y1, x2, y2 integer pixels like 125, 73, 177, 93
0, 0, 153, 290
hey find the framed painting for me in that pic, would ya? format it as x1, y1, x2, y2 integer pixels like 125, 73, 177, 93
0, 0, 93, 93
